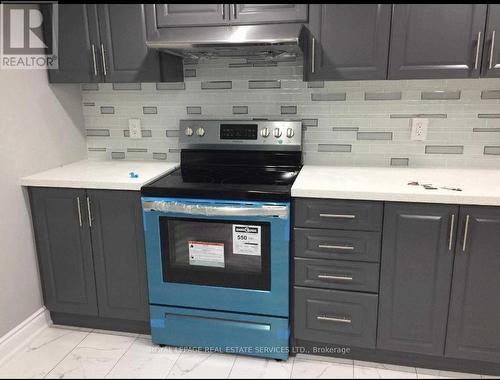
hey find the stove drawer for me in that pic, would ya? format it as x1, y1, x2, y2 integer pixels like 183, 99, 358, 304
294, 228, 381, 262
294, 286, 378, 349
149, 304, 289, 360
294, 199, 383, 231
295, 258, 379, 293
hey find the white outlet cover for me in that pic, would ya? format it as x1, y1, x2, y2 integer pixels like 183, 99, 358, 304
128, 118, 141, 139
410, 118, 428, 141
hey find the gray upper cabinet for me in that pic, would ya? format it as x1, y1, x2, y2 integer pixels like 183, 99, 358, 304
445, 206, 500, 363
378, 203, 458, 356
29, 188, 98, 316
388, 4, 488, 79
305, 4, 391, 81
45, 4, 100, 83
231, 4, 308, 24
482, 4, 500, 77
155, 4, 227, 27
88, 190, 149, 322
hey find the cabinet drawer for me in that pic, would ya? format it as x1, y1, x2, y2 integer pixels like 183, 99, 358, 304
295, 258, 379, 293
294, 286, 378, 349
294, 198, 383, 231
294, 228, 381, 262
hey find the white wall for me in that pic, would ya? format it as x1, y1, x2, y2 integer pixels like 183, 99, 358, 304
0, 70, 87, 337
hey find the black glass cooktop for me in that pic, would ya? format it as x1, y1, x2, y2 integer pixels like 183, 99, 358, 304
141, 150, 302, 201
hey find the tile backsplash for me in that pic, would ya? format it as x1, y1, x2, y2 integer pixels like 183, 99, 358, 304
82, 58, 500, 168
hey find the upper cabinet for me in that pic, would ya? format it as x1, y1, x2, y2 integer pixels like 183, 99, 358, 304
47, 4, 183, 83
154, 4, 307, 28
388, 4, 488, 79
305, 4, 391, 81
482, 4, 500, 77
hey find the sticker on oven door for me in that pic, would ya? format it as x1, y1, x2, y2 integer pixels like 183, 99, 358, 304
188, 241, 225, 268
232, 225, 261, 256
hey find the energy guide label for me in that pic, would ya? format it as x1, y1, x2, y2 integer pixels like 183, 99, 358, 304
188, 241, 225, 268
232, 225, 261, 256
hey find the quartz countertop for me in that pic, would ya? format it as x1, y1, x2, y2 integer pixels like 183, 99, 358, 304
292, 165, 500, 206
20, 159, 179, 191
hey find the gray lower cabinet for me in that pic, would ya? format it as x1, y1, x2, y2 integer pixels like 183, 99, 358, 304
445, 207, 500, 363
305, 4, 391, 81
30, 188, 98, 316
29, 187, 149, 330
377, 202, 458, 356
388, 4, 488, 79
88, 190, 149, 322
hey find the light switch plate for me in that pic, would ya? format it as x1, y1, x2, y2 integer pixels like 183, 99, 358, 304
128, 119, 141, 139
410, 118, 428, 141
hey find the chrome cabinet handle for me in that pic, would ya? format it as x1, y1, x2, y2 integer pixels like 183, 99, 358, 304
232, 4, 237, 19
317, 315, 351, 324
100, 44, 107, 76
91, 44, 98, 77
86, 197, 93, 228
222, 4, 225, 20
462, 215, 470, 252
490, 30, 496, 70
319, 213, 356, 219
448, 214, 455, 251
318, 244, 354, 251
317, 274, 353, 281
311, 37, 315, 74
475, 32, 482, 70
76, 197, 82, 227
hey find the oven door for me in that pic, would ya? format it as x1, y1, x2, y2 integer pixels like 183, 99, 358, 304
142, 197, 290, 317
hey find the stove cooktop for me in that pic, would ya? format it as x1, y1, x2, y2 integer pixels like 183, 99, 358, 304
141, 166, 300, 201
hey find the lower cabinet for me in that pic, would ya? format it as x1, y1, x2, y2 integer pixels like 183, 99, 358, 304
29, 187, 149, 331
445, 206, 500, 363
377, 203, 457, 356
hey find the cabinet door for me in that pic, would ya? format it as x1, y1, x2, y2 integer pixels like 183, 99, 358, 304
306, 4, 391, 81
47, 4, 101, 83
88, 190, 149, 322
377, 203, 457, 356
482, 4, 500, 77
29, 188, 98, 316
231, 4, 308, 24
155, 4, 228, 27
388, 4, 487, 79
97, 4, 161, 83
445, 206, 500, 363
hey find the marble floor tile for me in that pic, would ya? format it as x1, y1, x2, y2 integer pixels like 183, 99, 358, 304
106, 337, 181, 379
0, 326, 89, 379
166, 349, 236, 379
354, 364, 418, 379
291, 358, 354, 379
229, 355, 294, 378
45, 332, 136, 378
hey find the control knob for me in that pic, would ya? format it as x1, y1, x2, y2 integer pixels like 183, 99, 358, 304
273, 128, 282, 138
184, 127, 193, 136
286, 128, 295, 138
196, 127, 205, 137
260, 128, 270, 138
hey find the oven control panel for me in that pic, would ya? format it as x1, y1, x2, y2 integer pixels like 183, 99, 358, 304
179, 120, 302, 151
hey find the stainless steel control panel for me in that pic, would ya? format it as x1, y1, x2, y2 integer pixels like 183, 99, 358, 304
179, 120, 302, 151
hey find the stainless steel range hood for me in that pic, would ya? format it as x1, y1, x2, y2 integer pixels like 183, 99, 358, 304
146, 23, 304, 60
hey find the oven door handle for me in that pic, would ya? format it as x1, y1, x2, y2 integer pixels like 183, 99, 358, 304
142, 201, 289, 218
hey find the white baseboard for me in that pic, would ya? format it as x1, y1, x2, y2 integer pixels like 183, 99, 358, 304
0, 307, 51, 366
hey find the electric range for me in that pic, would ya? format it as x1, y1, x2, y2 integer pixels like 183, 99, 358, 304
141, 119, 302, 360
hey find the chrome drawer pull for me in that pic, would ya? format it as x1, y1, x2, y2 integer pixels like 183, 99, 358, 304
448, 214, 455, 251
319, 213, 356, 219
317, 274, 353, 281
462, 214, 470, 252
76, 197, 82, 227
317, 315, 352, 324
318, 244, 354, 251
474, 31, 482, 70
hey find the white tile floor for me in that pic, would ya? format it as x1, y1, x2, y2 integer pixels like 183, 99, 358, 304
0, 326, 496, 379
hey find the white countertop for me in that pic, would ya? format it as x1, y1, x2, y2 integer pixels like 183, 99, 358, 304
292, 165, 500, 206
20, 159, 179, 191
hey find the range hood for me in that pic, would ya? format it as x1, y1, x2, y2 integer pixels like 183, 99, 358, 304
146, 23, 305, 60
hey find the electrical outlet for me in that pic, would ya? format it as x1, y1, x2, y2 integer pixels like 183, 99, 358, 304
128, 119, 141, 139
410, 118, 428, 141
